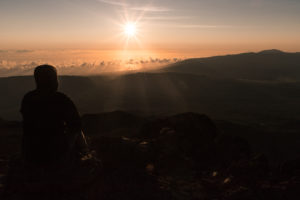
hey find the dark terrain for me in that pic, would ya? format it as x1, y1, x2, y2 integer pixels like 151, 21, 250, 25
0, 50, 300, 199
0, 111, 299, 200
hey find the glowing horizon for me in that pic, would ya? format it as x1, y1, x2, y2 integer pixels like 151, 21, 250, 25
1, 0, 300, 75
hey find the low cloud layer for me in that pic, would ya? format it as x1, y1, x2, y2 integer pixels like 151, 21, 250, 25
0, 57, 180, 77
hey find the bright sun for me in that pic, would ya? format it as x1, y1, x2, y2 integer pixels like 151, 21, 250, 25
124, 22, 137, 38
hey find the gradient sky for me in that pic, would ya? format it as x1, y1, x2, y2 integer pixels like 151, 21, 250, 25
1, 0, 300, 74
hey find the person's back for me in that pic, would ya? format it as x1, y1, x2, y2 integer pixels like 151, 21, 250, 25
21, 65, 82, 165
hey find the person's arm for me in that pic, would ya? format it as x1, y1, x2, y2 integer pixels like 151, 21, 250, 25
63, 95, 82, 150
20, 95, 27, 159
20, 93, 32, 160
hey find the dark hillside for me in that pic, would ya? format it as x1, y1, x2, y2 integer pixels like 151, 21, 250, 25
1, 73, 300, 125
162, 50, 300, 80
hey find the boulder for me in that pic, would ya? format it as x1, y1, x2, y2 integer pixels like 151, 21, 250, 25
214, 134, 252, 168
140, 113, 218, 172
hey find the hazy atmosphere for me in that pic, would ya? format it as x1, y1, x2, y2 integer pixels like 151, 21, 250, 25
1, 0, 300, 75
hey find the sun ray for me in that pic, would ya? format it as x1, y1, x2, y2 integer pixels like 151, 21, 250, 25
124, 22, 137, 38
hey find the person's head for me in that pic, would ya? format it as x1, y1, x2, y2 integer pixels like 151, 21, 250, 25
34, 65, 58, 92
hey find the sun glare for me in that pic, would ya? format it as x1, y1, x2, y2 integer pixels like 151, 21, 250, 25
117, 13, 143, 48
124, 22, 137, 38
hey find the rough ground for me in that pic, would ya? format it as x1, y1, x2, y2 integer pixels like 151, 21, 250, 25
0, 112, 299, 200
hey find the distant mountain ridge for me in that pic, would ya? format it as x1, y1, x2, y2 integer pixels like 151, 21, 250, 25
258, 49, 285, 54
1, 50, 300, 121
161, 49, 300, 80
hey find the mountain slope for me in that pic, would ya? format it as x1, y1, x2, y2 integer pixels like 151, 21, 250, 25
2, 73, 300, 123
162, 50, 300, 80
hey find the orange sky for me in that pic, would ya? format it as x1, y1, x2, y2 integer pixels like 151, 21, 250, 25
1, 0, 300, 75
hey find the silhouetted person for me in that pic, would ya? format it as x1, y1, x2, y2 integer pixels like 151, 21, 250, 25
20, 65, 85, 165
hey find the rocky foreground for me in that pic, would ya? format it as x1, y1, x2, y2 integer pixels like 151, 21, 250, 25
0, 112, 299, 200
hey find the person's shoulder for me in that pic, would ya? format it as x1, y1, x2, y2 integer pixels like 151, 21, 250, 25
55, 92, 74, 103
22, 90, 38, 100
55, 91, 70, 99
21, 90, 38, 111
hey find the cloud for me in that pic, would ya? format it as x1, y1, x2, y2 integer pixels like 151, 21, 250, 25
15, 49, 35, 53
0, 50, 34, 54
96, 1, 171, 13
97, 0, 127, 7
149, 58, 173, 64
143, 16, 189, 21
131, 6, 171, 12
0, 57, 181, 77
171, 24, 232, 29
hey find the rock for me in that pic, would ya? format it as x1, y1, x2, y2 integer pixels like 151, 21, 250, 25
82, 111, 146, 137
224, 186, 256, 200
226, 154, 269, 183
140, 113, 218, 172
141, 112, 217, 139
280, 158, 300, 177
214, 134, 252, 168
91, 136, 149, 173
